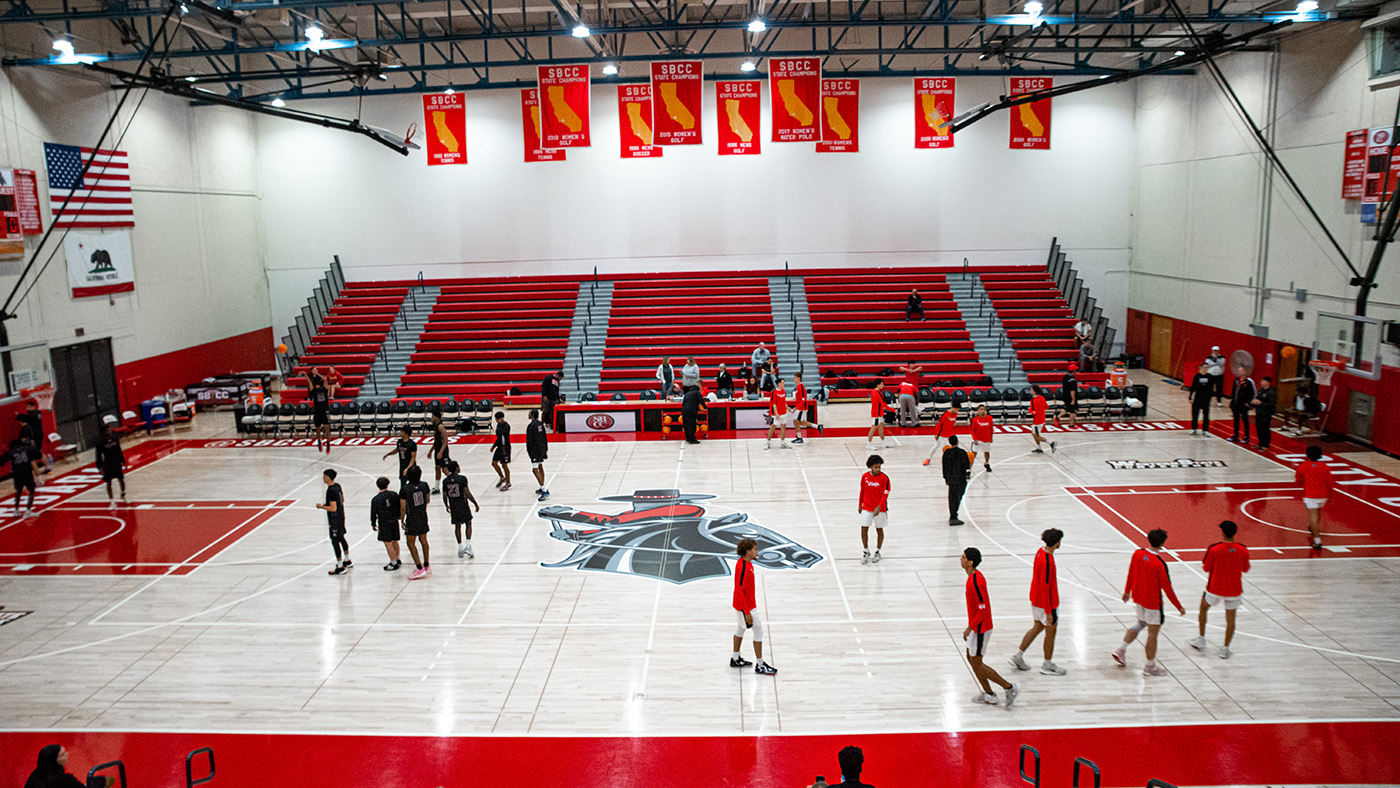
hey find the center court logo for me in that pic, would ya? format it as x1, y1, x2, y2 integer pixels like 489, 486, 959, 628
537, 489, 823, 584
585, 414, 615, 430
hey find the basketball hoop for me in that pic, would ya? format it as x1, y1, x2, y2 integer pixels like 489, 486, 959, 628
1309, 359, 1345, 387
21, 382, 55, 411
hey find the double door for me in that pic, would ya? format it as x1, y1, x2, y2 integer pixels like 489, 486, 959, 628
51, 338, 118, 449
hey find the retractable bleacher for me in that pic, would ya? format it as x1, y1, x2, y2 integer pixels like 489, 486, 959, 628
599, 273, 774, 396
282, 283, 401, 403
979, 271, 1082, 386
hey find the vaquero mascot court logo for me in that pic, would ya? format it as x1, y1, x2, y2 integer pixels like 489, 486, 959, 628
538, 489, 823, 584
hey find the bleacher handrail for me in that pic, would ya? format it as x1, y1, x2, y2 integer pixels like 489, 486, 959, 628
186, 747, 215, 787
1018, 745, 1041, 787
88, 760, 127, 788
1072, 757, 1101, 788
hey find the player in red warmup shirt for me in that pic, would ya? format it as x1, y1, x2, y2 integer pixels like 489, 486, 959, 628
1029, 386, 1054, 454
961, 547, 1020, 707
922, 404, 961, 466
858, 454, 891, 564
766, 378, 790, 450
1009, 528, 1067, 675
1295, 444, 1334, 550
730, 538, 777, 674
866, 381, 896, 451
1112, 528, 1185, 676
1190, 519, 1250, 659
970, 404, 995, 473
789, 372, 822, 443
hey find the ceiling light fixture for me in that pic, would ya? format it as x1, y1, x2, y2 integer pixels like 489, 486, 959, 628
572, 23, 590, 37
602, 63, 618, 75
1024, 1, 1044, 15
748, 18, 767, 32
1174, 49, 1186, 55
271, 98, 286, 107
444, 87, 455, 94
1295, 0, 1318, 11
740, 60, 757, 71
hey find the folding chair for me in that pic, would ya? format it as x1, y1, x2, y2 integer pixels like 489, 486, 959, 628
48, 431, 77, 462
291, 403, 312, 435
1081, 386, 1106, 420
1103, 386, 1125, 420
374, 401, 395, 435
171, 402, 194, 430
147, 405, 169, 433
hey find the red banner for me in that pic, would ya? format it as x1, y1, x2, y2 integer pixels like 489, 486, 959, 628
716, 81, 762, 156
769, 57, 820, 142
536, 65, 591, 148
521, 89, 566, 163
817, 78, 859, 153
914, 78, 955, 149
13, 169, 41, 235
1009, 77, 1051, 150
1343, 129, 1367, 199
650, 61, 703, 145
1363, 127, 1399, 204
422, 92, 467, 166
618, 85, 662, 159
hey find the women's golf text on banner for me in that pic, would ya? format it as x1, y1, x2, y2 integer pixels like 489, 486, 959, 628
650, 61, 703, 145
536, 65, 591, 148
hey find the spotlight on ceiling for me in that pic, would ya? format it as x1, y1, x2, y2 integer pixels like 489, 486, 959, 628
748, 18, 767, 32
602, 63, 619, 75
572, 23, 590, 37
271, 97, 286, 107
740, 60, 757, 71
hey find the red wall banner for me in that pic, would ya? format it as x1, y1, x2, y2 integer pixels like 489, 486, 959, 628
1008, 77, 1052, 150
422, 92, 467, 166
817, 79, 859, 153
618, 85, 662, 159
716, 80, 762, 156
914, 78, 955, 149
13, 169, 41, 235
1342, 128, 1367, 199
769, 57, 820, 142
536, 65, 591, 148
520, 89, 566, 163
650, 61, 703, 145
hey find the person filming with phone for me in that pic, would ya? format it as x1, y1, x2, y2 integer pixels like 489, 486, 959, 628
807, 745, 875, 788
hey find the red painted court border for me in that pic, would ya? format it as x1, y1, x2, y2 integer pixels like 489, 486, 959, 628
0, 720, 1394, 788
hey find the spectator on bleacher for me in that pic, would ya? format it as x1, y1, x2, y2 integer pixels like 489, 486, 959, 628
751, 342, 771, 379
24, 744, 115, 788
1077, 340, 1099, 374
681, 355, 701, 392
761, 356, 779, 393
656, 357, 675, 396
1205, 346, 1227, 405
715, 363, 734, 396
1074, 318, 1093, 345
541, 371, 563, 430
906, 289, 924, 321
744, 372, 760, 399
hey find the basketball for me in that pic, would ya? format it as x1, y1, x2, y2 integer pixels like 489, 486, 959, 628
1282, 345, 1297, 359
276, 343, 288, 354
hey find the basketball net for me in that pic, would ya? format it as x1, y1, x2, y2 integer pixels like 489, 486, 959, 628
21, 382, 55, 411
1309, 360, 1343, 387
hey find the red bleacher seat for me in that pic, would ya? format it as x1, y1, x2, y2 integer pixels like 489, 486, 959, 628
980, 271, 1079, 385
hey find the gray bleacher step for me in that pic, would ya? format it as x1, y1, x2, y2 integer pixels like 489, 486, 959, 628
946, 272, 1029, 389
356, 286, 442, 402
767, 275, 820, 382
562, 280, 614, 400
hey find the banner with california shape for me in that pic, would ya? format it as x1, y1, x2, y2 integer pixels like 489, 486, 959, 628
817, 78, 859, 152
521, 89, 566, 163
769, 57, 820, 142
1008, 77, 1051, 149
618, 85, 662, 159
914, 78, 955, 149
651, 61, 703, 145
716, 80, 762, 155
536, 65, 591, 148
422, 92, 467, 165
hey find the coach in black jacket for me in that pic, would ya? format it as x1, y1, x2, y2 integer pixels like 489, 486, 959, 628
1252, 376, 1277, 449
1229, 374, 1256, 444
943, 434, 972, 526
541, 371, 562, 430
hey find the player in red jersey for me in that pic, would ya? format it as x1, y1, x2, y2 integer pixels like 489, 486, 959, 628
766, 378, 790, 450
859, 454, 891, 565
865, 381, 895, 451
922, 404, 961, 466
1190, 520, 1250, 660
731, 538, 777, 674
1029, 385, 1054, 454
790, 372, 822, 443
970, 404, 995, 473
962, 547, 1019, 707
1295, 444, 1334, 550
1112, 528, 1185, 676
1009, 528, 1067, 676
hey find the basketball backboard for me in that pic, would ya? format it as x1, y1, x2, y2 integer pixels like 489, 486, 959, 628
0, 341, 52, 398
1314, 311, 1383, 380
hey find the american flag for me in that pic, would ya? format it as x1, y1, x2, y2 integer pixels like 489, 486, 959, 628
43, 143, 134, 228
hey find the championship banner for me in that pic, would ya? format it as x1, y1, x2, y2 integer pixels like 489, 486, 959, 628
650, 61, 703, 145
65, 228, 134, 298
618, 85, 661, 159
769, 57, 820, 142
13, 169, 41, 234
422, 92, 467, 166
817, 78, 859, 153
0, 170, 23, 259
716, 81, 762, 156
914, 78, 955, 149
1342, 129, 1367, 199
1362, 127, 1398, 205
536, 65, 591, 148
521, 89, 566, 163
1008, 77, 1052, 150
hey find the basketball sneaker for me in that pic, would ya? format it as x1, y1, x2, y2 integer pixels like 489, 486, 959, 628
922, 458, 931, 466
423, 566, 432, 577
328, 564, 346, 576
730, 656, 753, 668
972, 691, 998, 705
1032, 448, 1044, 454
464, 544, 474, 559
780, 441, 790, 449
1009, 653, 1030, 671
1111, 647, 1126, 666
1219, 647, 1232, 660
500, 483, 511, 491
754, 662, 778, 675
816, 424, 824, 435
1188, 636, 1207, 651
1004, 683, 1020, 708
539, 489, 551, 501
409, 567, 427, 580
383, 562, 398, 571
866, 443, 876, 451
1050, 441, 1057, 453
872, 551, 881, 563
1143, 663, 1168, 676
1040, 662, 1067, 676
985, 464, 992, 472
343, 559, 352, 569
861, 551, 870, 565
457, 545, 467, 559
432, 487, 440, 495
949, 518, 964, 526
792, 437, 804, 444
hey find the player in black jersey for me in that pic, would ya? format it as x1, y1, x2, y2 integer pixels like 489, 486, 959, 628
525, 409, 549, 502
369, 476, 402, 570
490, 411, 512, 491
1, 435, 41, 518
430, 412, 451, 495
441, 460, 480, 559
94, 422, 126, 507
308, 370, 336, 453
316, 469, 351, 575
382, 426, 418, 487
400, 465, 433, 579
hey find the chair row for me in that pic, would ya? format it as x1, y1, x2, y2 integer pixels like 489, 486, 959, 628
242, 399, 497, 437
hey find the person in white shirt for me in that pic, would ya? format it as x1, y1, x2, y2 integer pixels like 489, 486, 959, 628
750, 343, 771, 380
1074, 319, 1093, 345
656, 357, 675, 394
1204, 346, 1227, 405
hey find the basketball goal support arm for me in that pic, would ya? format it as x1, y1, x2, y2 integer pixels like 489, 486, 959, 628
1354, 96, 1400, 320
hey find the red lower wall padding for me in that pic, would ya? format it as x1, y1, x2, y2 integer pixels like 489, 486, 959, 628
116, 327, 275, 411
